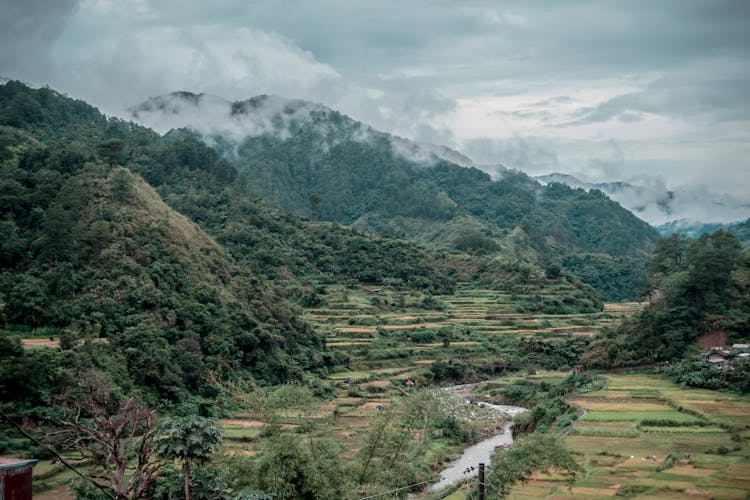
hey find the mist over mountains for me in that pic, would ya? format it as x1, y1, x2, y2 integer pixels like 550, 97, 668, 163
127, 90, 660, 302
131, 91, 749, 235
535, 172, 750, 229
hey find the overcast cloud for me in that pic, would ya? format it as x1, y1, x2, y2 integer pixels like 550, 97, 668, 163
1, 0, 749, 221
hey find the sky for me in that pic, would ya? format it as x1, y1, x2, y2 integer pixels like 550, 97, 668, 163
1, 0, 749, 221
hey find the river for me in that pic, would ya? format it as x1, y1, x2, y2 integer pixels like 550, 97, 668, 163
429, 388, 526, 492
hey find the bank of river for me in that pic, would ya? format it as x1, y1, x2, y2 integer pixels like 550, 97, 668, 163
430, 385, 526, 492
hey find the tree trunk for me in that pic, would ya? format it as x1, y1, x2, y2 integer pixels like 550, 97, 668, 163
183, 461, 191, 500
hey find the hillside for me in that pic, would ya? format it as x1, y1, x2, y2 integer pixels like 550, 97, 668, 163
132, 92, 659, 300
0, 151, 334, 408
583, 230, 750, 371
0, 81, 608, 413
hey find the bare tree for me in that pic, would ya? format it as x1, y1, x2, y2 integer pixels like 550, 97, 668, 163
61, 371, 164, 499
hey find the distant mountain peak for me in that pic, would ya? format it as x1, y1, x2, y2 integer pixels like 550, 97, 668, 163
535, 172, 749, 227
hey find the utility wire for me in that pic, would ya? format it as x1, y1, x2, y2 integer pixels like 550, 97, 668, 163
484, 476, 505, 496
0, 409, 115, 499
359, 478, 438, 500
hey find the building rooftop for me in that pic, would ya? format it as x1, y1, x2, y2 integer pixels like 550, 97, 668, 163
0, 458, 38, 471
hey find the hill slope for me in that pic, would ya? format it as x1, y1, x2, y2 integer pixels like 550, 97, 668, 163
132, 92, 659, 300
0, 81, 609, 412
0, 153, 331, 403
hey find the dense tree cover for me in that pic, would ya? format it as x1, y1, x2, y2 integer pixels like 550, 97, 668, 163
0, 82, 345, 413
176, 98, 659, 299
0, 160, 334, 406
1, 81, 594, 417
582, 230, 750, 369
558, 253, 648, 302
666, 358, 750, 393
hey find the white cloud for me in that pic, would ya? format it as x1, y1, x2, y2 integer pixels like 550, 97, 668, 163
54, 25, 341, 113
3, 0, 748, 215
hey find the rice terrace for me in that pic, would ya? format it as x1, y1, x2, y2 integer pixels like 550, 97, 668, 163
2, 8, 750, 497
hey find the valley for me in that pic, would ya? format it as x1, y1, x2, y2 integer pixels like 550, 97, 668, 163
0, 81, 748, 499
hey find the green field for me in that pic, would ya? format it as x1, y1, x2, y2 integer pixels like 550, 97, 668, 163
510, 373, 750, 499
306, 284, 642, 379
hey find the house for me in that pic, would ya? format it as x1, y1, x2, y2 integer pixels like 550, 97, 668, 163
701, 349, 731, 371
0, 458, 38, 500
404, 379, 415, 387
731, 343, 750, 354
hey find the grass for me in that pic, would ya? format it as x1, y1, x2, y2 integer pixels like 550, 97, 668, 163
509, 373, 750, 499
308, 284, 638, 382
580, 410, 702, 423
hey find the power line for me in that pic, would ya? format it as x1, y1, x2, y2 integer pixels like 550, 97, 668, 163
359, 478, 438, 500
0, 409, 115, 499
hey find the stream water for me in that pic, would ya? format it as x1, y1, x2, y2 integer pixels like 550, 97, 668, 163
430, 389, 526, 492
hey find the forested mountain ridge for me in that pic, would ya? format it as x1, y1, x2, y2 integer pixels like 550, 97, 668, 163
0, 81, 606, 413
583, 230, 750, 374
132, 91, 660, 300
0, 135, 334, 408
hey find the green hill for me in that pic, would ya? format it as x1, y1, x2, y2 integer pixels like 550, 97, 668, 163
134, 92, 658, 300
0, 81, 606, 414
0, 147, 334, 407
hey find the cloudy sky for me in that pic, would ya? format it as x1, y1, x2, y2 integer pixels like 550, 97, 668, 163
2, 0, 749, 217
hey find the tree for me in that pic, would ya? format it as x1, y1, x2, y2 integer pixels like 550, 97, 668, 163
651, 233, 689, 276
111, 168, 134, 201
488, 434, 578, 496
154, 416, 223, 500
252, 433, 347, 500
96, 139, 125, 166
61, 371, 163, 500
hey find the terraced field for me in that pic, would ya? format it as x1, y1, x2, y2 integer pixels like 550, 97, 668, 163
304, 284, 642, 376
510, 373, 750, 499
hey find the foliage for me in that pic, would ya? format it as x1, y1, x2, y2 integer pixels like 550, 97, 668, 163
583, 230, 750, 369
487, 434, 579, 497
503, 372, 599, 435
155, 416, 223, 464
665, 358, 750, 393
245, 433, 348, 500
155, 416, 223, 500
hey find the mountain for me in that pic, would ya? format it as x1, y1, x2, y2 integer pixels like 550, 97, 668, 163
0, 81, 454, 409
131, 92, 659, 300
536, 172, 750, 228
658, 218, 750, 247
728, 218, 750, 249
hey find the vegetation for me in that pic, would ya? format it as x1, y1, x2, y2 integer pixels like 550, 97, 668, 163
154, 416, 223, 500
583, 230, 750, 370
510, 373, 750, 498
487, 434, 579, 497
164, 94, 658, 300
4, 80, 746, 498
